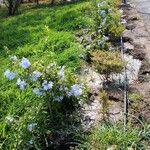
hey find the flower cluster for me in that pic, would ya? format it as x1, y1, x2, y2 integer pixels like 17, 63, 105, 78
27, 123, 37, 132
4, 56, 86, 101
33, 88, 43, 97
20, 57, 31, 69
17, 78, 26, 90
31, 71, 42, 82
68, 84, 83, 97
4, 69, 17, 80
42, 80, 53, 91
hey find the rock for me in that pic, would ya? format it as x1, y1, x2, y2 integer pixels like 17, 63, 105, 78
126, 23, 136, 31
121, 15, 127, 19
124, 42, 134, 52
127, 15, 139, 21
123, 30, 134, 42
146, 146, 150, 150
107, 145, 117, 150
127, 148, 134, 150
76, 37, 84, 44
84, 35, 92, 43
133, 44, 146, 60
89, 95, 95, 102
134, 43, 145, 49
139, 60, 150, 82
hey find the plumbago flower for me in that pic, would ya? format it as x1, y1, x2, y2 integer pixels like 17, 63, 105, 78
31, 71, 42, 81
42, 80, 53, 91
4, 69, 17, 80
16, 78, 26, 90
20, 57, 31, 69
33, 88, 43, 97
68, 84, 83, 97
4, 56, 87, 102
55, 96, 64, 102
27, 123, 37, 132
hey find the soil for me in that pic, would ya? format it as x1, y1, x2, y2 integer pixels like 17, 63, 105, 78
122, 1, 150, 123
80, 1, 150, 129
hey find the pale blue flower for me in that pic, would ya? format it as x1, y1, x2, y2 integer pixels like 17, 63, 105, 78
31, 71, 42, 81
16, 78, 26, 90
20, 57, 31, 69
55, 96, 64, 102
4, 69, 17, 80
33, 88, 43, 96
28, 139, 33, 145
27, 123, 37, 132
68, 84, 83, 97
42, 80, 53, 91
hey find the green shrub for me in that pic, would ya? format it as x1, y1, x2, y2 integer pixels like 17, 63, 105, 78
129, 93, 143, 102
0, 56, 87, 149
91, 50, 123, 78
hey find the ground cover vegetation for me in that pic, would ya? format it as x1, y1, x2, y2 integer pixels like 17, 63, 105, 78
0, 0, 150, 149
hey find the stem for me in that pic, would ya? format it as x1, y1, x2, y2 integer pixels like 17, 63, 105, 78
48, 98, 52, 118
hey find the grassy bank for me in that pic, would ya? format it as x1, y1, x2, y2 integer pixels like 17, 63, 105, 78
0, 1, 94, 149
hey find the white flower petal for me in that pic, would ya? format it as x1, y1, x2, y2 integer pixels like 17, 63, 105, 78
20, 57, 31, 69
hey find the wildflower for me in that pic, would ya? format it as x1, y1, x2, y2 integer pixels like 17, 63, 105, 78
4, 69, 17, 80
5, 115, 15, 124
68, 84, 83, 97
31, 71, 42, 81
55, 96, 64, 102
27, 123, 37, 132
58, 66, 65, 80
10, 55, 17, 62
33, 88, 43, 96
28, 139, 33, 145
42, 80, 53, 91
20, 57, 31, 69
100, 10, 106, 18
16, 78, 26, 90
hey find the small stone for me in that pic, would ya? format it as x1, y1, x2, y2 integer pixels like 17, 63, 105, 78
90, 95, 95, 101
126, 23, 136, 31
123, 30, 134, 42
124, 42, 134, 52
128, 15, 139, 21
127, 147, 134, 150
107, 145, 117, 150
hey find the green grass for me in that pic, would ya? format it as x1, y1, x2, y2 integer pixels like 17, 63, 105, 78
77, 124, 149, 150
0, 1, 94, 69
0, 1, 95, 149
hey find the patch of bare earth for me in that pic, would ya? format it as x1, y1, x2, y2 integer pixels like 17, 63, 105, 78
122, 2, 150, 123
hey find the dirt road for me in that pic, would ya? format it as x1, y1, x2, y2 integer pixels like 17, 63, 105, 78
132, 0, 150, 31
127, 0, 150, 122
